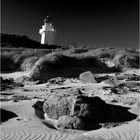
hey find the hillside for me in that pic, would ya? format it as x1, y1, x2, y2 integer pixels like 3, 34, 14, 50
1, 33, 61, 49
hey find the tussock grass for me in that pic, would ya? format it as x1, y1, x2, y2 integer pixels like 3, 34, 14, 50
1, 48, 52, 72
1, 45, 139, 82
30, 47, 139, 81
30, 51, 119, 81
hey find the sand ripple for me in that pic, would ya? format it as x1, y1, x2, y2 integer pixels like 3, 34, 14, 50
1, 121, 139, 140
0, 127, 77, 140
76, 121, 139, 140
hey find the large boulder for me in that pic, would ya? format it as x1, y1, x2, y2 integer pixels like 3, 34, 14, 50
43, 89, 81, 119
43, 89, 110, 130
43, 88, 137, 130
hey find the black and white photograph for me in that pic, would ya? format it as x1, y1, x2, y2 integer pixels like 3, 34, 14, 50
0, 0, 139, 140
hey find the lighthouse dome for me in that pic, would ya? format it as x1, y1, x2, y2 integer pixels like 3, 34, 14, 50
44, 16, 52, 23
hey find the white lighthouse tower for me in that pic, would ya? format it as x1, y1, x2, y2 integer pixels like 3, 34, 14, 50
39, 16, 56, 45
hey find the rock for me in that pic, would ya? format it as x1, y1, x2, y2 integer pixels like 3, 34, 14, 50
43, 89, 77, 119
116, 75, 127, 80
47, 77, 66, 85
14, 76, 31, 85
43, 89, 110, 128
104, 82, 140, 95
79, 71, 97, 83
1, 77, 23, 91
73, 96, 109, 121
33, 101, 44, 119
126, 74, 140, 81
94, 75, 110, 83
33, 101, 44, 110
113, 82, 140, 94
56, 115, 101, 130
56, 115, 84, 130
116, 74, 140, 81
54, 96, 108, 130
103, 77, 119, 86
43, 88, 137, 130
44, 112, 101, 130
1, 77, 14, 84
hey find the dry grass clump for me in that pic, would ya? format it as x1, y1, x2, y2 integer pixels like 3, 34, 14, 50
1, 46, 139, 81
1, 48, 52, 72
20, 56, 38, 71
29, 47, 139, 81
113, 50, 139, 70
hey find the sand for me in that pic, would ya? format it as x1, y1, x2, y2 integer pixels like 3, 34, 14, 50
0, 100, 79, 140
0, 71, 30, 80
0, 70, 140, 140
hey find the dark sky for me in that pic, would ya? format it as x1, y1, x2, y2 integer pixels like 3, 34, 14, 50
1, 0, 139, 48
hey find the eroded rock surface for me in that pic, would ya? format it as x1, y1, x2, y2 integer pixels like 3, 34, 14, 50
73, 96, 109, 121
43, 89, 82, 119
43, 89, 112, 130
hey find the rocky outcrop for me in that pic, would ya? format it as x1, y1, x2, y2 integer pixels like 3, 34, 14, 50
43, 88, 137, 130
43, 89, 111, 130
43, 90, 109, 120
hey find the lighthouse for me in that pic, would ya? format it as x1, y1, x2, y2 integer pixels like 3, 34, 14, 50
39, 16, 56, 45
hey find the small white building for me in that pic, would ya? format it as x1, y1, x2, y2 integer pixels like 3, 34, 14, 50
39, 16, 56, 45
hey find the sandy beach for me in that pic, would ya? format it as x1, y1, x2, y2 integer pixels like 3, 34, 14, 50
0, 69, 139, 140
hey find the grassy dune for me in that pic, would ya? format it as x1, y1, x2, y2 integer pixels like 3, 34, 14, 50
30, 48, 139, 81
1, 47, 139, 78
1, 34, 139, 80
1, 48, 51, 72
